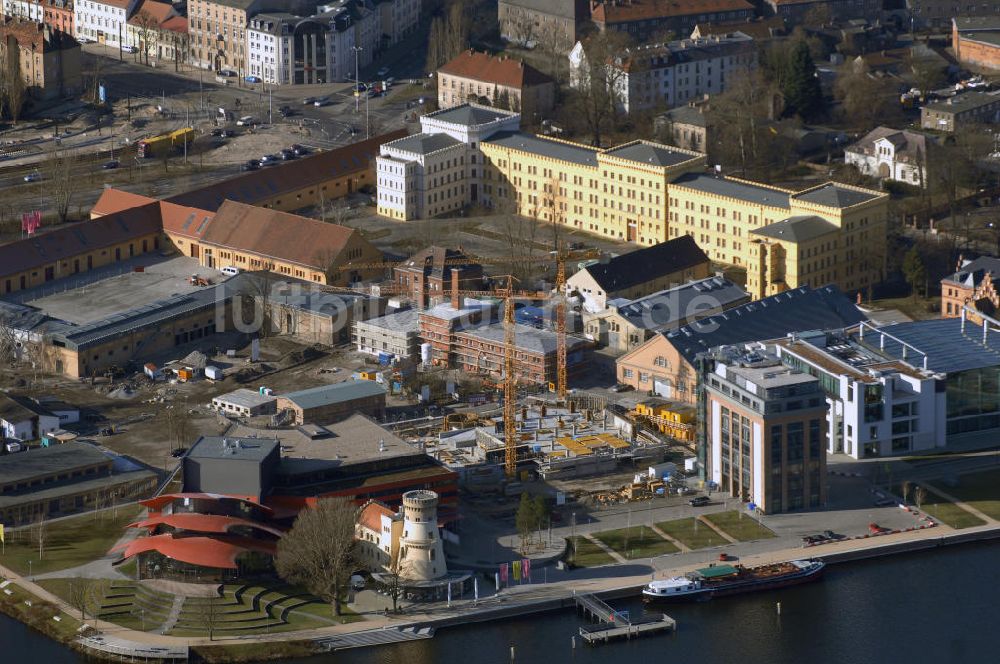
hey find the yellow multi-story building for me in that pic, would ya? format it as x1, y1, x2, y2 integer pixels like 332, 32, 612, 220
377, 104, 889, 300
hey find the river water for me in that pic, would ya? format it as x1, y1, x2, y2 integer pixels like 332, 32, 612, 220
8, 542, 999, 664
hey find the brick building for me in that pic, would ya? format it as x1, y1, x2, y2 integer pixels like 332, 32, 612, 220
921, 90, 1000, 133
453, 321, 592, 386
953, 17, 1000, 72
437, 49, 555, 121
393, 246, 485, 309
590, 0, 754, 43
940, 256, 1000, 318
0, 16, 81, 101
275, 381, 387, 425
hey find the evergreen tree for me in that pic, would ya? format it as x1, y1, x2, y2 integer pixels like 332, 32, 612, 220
782, 40, 823, 121
902, 246, 926, 300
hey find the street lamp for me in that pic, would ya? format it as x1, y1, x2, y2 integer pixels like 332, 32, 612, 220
352, 45, 363, 112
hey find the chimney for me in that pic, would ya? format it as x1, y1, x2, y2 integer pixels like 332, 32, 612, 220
451, 267, 461, 310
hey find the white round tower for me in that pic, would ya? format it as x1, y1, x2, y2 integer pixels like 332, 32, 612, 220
398, 489, 447, 581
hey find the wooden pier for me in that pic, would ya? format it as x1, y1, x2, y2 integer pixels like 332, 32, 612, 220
573, 593, 676, 645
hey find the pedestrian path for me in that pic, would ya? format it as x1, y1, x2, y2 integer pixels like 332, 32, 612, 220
921, 483, 998, 524
583, 533, 627, 563
314, 626, 433, 651
650, 524, 691, 552
697, 515, 738, 544
157, 595, 184, 635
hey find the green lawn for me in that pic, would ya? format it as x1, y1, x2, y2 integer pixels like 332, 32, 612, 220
0, 582, 83, 641
566, 536, 615, 567
0, 505, 144, 576
702, 511, 776, 542
594, 526, 679, 559
656, 517, 730, 550
932, 469, 1000, 521
890, 483, 985, 529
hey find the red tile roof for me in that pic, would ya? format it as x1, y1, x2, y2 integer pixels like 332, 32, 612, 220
160, 15, 188, 33
91, 188, 156, 217
438, 50, 554, 88
591, 0, 754, 24
0, 203, 163, 278
114, 534, 277, 569
159, 201, 215, 240
201, 200, 358, 272
358, 500, 395, 531
127, 0, 176, 26
140, 492, 273, 514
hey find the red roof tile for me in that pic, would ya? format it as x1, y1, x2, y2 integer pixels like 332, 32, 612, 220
91, 188, 156, 217
201, 200, 358, 272
358, 501, 395, 531
438, 50, 553, 88
127, 0, 176, 26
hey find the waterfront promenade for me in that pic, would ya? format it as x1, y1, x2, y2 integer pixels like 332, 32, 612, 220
3, 518, 1000, 657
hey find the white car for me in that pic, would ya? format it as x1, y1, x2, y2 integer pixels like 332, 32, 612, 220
236, 115, 255, 126
220, 266, 242, 277
122, 45, 138, 54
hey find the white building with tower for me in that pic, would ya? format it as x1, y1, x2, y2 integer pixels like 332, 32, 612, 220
355, 489, 470, 600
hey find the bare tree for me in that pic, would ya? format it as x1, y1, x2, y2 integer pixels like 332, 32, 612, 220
901, 480, 912, 504
914, 485, 928, 512
132, 11, 160, 67
275, 497, 358, 617
194, 595, 222, 641
33, 512, 46, 560
69, 580, 90, 620
380, 556, 411, 614
87, 579, 110, 624
42, 141, 79, 224
567, 31, 634, 146
1, 44, 27, 122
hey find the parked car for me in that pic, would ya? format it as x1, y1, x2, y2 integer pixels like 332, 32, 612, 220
280, 149, 297, 160
260, 154, 280, 165
216, 69, 236, 77
221, 266, 242, 276
23, 172, 41, 182
242, 159, 261, 171
688, 496, 710, 507
313, 97, 332, 107
823, 530, 845, 541
102, 160, 120, 169
244, 75, 261, 83
302, 96, 318, 105
210, 128, 224, 137
222, 129, 237, 138
610, 384, 633, 393
290, 144, 310, 155
122, 45, 138, 54
236, 115, 255, 126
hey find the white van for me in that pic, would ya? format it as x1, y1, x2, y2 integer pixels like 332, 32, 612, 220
220, 266, 242, 276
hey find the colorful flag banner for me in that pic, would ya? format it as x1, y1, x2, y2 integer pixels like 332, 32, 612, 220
522, 558, 531, 581
499, 563, 508, 584
512, 560, 521, 582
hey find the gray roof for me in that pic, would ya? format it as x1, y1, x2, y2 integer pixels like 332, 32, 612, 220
751, 215, 840, 243
577, 235, 709, 293
213, 389, 277, 409
924, 91, 1000, 115
357, 310, 421, 333
792, 183, 881, 208
660, 105, 707, 128
665, 285, 867, 364
426, 104, 518, 127
187, 436, 279, 461
614, 276, 749, 331
499, 0, 578, 20
943, 256, 1000, 286
0, 442, 111, 484
279, 380, 387, 410
0, 469, 155, 510
846, 126, 932, 161
872, 317, 1000, 374
485, 131, 599, 166
603, 142, 696, 167
461, 322, 589, 355
670, 172, 790, 208
954, 16, 1000, 33
388, 132, 462, 155
0, 395, 41, 425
